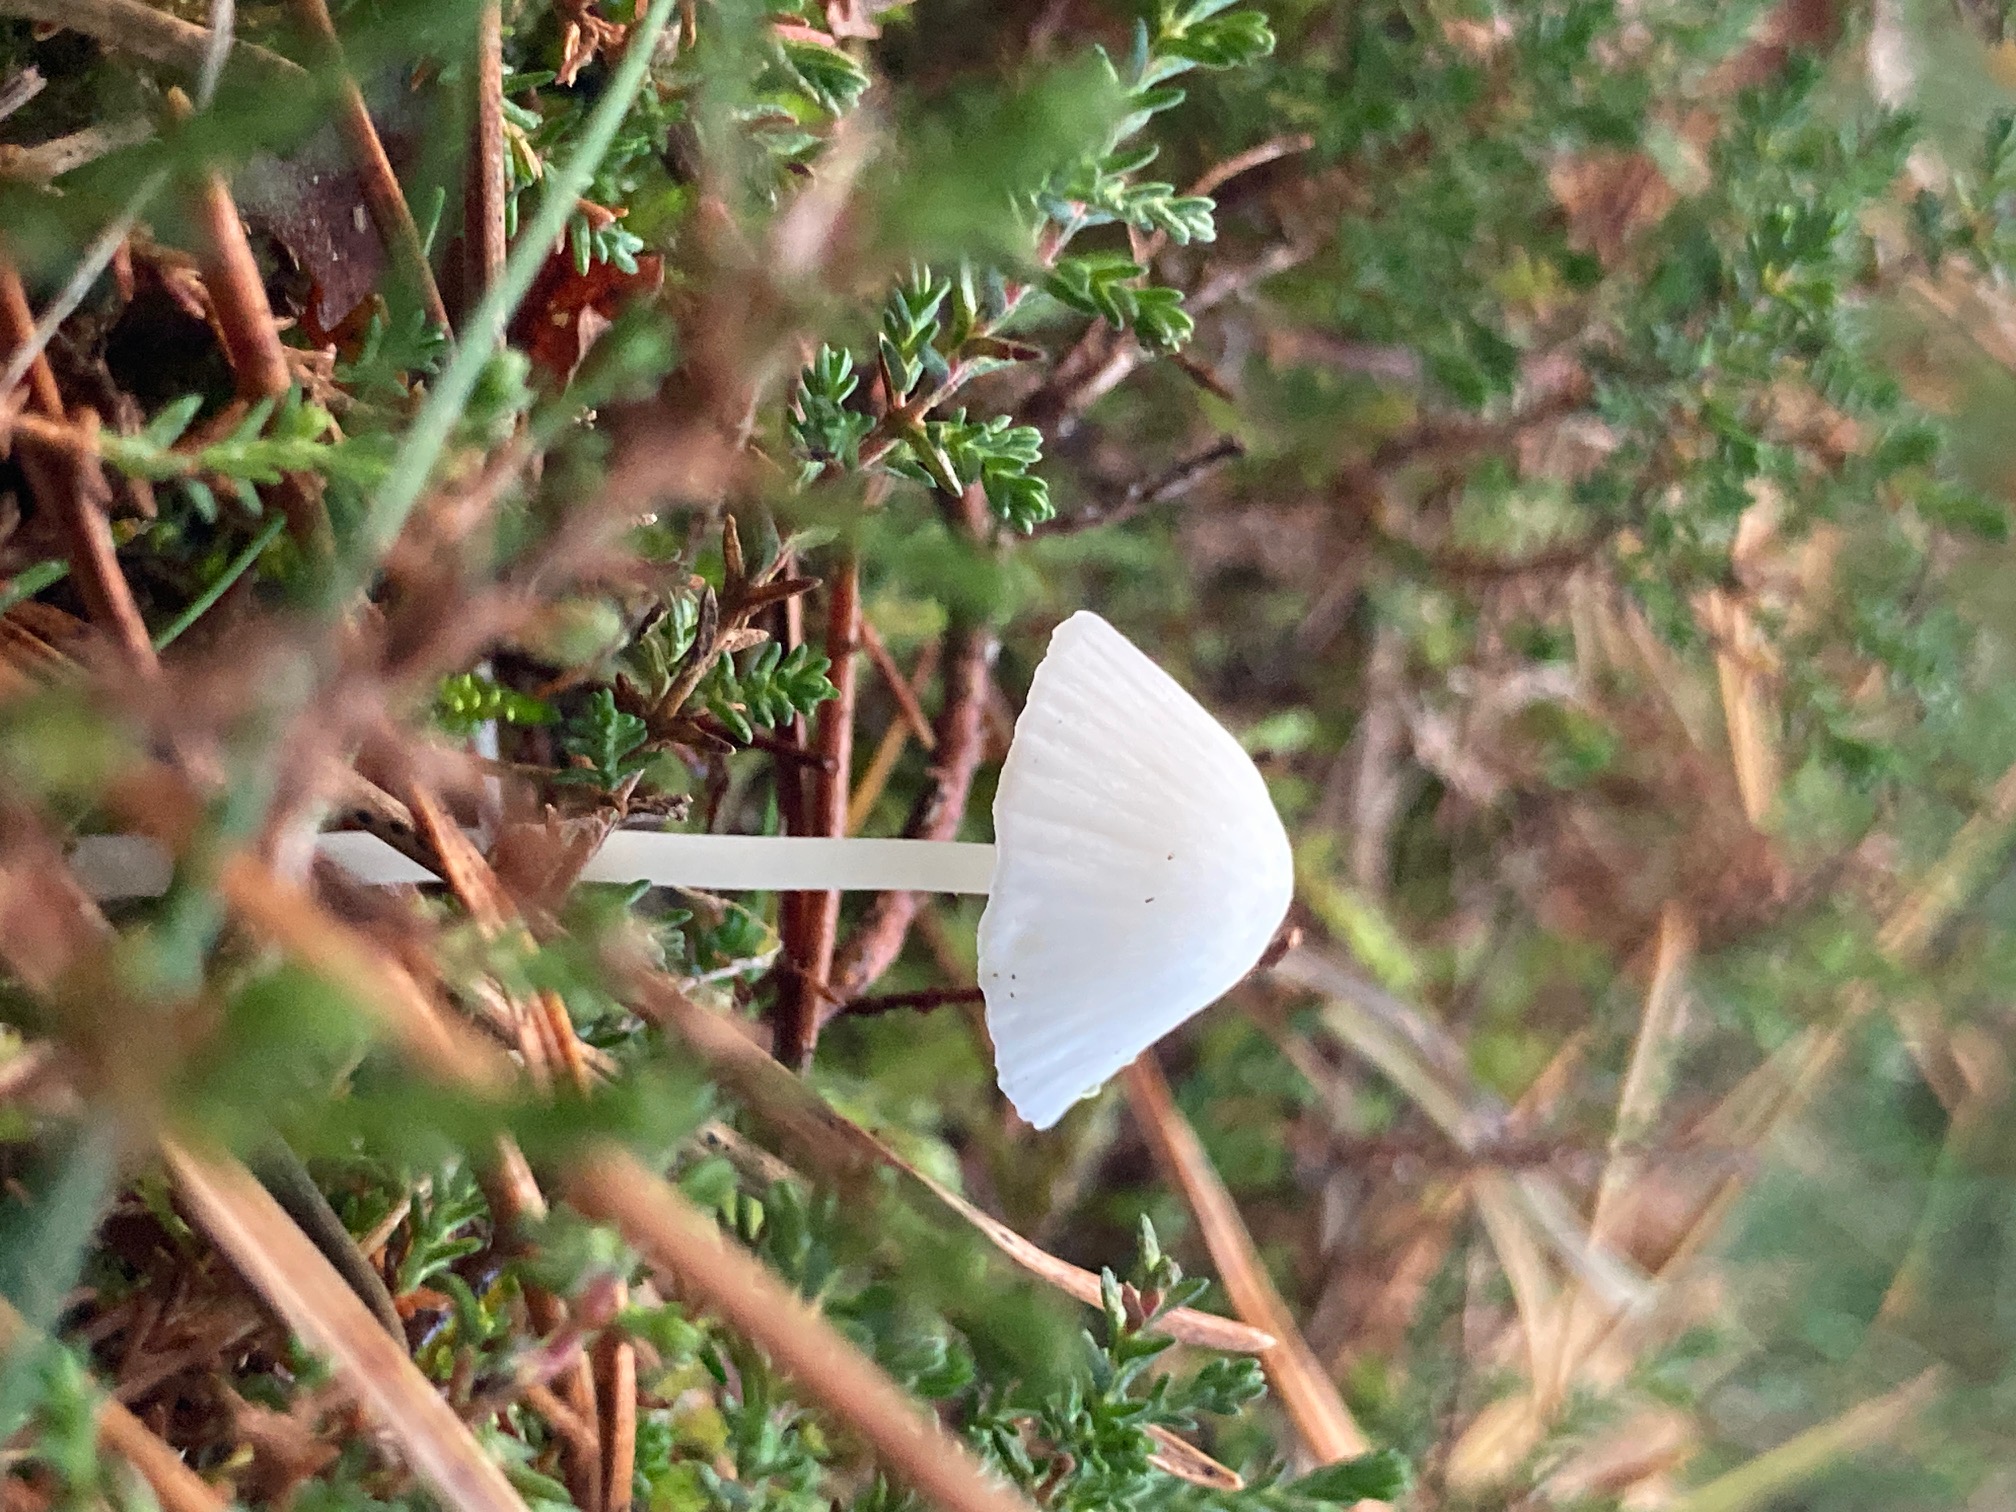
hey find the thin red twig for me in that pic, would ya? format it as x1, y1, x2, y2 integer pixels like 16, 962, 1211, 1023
780, 555, 858, 1067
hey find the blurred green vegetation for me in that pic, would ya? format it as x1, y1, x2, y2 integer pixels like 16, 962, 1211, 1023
6, 0, 2016, 1509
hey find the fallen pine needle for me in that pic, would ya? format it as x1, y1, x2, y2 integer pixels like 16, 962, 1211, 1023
623, 963, 1273, 1352
567, 1144, 1040, 1512
163, 1140, 529, 1512
1121, 1055, 1372, 1466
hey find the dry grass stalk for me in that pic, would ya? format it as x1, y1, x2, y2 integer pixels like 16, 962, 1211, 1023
1273, 945, 1653, 1312
162, 1141, 530, 1512
1119, 1055, 1372, 1466
622, 964, 1273, 1351
1665, 1367, 1943, 1512
567, 1145, 1043, 1512
1700, 591, 1781, 827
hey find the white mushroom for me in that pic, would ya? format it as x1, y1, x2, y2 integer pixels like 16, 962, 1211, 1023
974, 611, 1294, 1128
70, 612, 1294, 1127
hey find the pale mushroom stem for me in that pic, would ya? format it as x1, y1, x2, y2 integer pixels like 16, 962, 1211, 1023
70, 832, 999, 901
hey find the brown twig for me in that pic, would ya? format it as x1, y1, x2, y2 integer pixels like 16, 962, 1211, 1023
1035, 436, 1244, 537
1122, 1055, 1374, 1467
593, 1327, 637, 1512
620, 964, 1273, 1353
569, 1146, 1044, 1512
857, 616, 936, 750
0, 255, 157, 670
779, 556, 858, 1066
841, 984, 985, 1016
286, 0, 452, 334
169, 88, 332, 548
0, 0, 304, 85
164, 1140, 531, 1512
464, 0, 508, 316
175, 90, 291, 402
847, 638, 940, 833
826, 624, 996, 1003
0, 118, 149, 186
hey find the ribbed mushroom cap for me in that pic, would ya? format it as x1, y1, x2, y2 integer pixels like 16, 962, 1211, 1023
976, 611, 1294, 1129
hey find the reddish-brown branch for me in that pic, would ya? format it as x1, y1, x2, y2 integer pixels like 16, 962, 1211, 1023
1121, 1055, 1372, 1465
172, 88, 332, 547
593, 1325, 637, 1512
180, 102, 290, 401
464, 0, 508, 317
0, 255, 156, 671
287, 0, 452, 333
779, 556, 858, 1067
826, 624, 995, 1005
841, 985, 984, 1016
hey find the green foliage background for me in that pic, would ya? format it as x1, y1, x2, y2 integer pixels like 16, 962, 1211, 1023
5, 0, 2016, 1509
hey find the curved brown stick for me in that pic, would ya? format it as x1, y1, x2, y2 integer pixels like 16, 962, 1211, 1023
0, 0, 302, 85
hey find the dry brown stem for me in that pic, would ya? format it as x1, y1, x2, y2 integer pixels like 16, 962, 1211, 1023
0, 255, 157, 670
592, 1327, 637, 1512
848, 638, 940, 832
621, 965, 1273, 1353
464, 0, 509, 312
778, 555, 858, 1066
1121, 1055, 1373, 1467
0, 0, 303, 84
163, 1141, 530, 1512
857, 615, 936, 750
568, 1145, 1043, 1512
170, 87, 333, 548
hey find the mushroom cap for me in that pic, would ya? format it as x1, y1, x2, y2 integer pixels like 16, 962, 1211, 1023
976, 611, 1294, 1129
